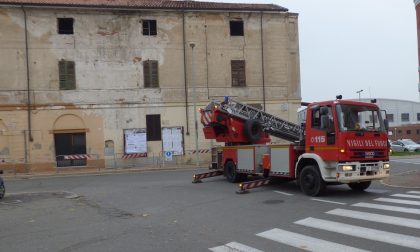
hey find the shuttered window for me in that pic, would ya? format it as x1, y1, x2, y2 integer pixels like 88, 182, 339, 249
144, 60, 159, 88
59, 60, 76, 90
231, 60, 246, 87
146, 114, 161, 141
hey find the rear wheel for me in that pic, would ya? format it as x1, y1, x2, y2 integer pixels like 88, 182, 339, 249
299, 165, 326, 196
348, 181, 371, 191
224, 160, 240, 183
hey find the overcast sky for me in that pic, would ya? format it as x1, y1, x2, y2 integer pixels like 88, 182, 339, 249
215, 0, 419, 102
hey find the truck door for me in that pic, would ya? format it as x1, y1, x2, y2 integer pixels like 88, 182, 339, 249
306, 105, 337, 161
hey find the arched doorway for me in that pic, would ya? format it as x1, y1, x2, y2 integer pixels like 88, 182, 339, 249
53, 114, 87, 167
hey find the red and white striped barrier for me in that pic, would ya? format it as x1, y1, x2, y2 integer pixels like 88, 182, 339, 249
63, 154, 90, 160
237, 178, 271, 194
122, 153, 147, 159
189, 149, 211, 154
192, 170, 223, 183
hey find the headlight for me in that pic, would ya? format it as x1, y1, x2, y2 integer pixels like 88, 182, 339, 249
340, 165, 355, 171
383, 163, 390, 169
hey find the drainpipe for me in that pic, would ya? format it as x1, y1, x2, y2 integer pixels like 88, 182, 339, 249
260, 12, 266, 112
183, 11, 190, 135
204, 23, 210, 99
22, 6, 33, 142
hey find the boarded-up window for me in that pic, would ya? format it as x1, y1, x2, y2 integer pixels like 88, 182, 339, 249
142, 20, 157, 36
57, 18, 74, 34
144, 60, 159, 88
146, 114, 161, 141
231, 60, 246, 87
59, 60, 76, 90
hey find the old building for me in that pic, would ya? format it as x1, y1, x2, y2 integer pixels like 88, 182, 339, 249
0, 0, 301, 172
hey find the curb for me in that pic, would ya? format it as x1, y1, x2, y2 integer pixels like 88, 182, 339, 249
2, 166, 207, 181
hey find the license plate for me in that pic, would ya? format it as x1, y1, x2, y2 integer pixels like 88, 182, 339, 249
366, 166, 378, 171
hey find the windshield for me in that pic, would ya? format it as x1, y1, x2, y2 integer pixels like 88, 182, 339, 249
336, 104, 385, 132
401, 139, 417, 145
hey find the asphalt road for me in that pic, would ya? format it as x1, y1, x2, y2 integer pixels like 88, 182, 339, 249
0, 163, 419, 252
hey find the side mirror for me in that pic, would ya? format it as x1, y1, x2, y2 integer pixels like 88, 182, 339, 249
384, 119, 389, 131
321, 115, 331, 130
320, 107, 329, 115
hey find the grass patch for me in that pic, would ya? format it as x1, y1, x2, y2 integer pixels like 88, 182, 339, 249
390, 151, 420, 156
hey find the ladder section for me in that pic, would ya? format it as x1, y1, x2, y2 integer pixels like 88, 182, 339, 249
216, 98, 303, 142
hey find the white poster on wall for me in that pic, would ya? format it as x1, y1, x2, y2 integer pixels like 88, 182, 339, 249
124, 128, 147, 154
162, 127, 184, 155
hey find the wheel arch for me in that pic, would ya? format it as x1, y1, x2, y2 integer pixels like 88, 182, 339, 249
295, 153, 329, 179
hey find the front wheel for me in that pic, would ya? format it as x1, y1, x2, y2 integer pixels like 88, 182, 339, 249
299, 165, 326, 196
348, 181, 371, 191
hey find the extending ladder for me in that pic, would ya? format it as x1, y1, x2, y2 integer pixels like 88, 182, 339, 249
210, 97, 303, 142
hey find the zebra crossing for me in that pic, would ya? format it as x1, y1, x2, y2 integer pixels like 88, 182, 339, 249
209, 190, 420, 252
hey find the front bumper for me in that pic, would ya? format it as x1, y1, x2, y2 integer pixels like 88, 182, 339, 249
335, 161, 390, 183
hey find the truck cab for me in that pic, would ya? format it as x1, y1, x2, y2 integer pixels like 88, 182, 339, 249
300, 99, 390, 189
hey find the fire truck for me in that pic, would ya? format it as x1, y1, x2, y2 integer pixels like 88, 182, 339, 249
198, 96, 390, 196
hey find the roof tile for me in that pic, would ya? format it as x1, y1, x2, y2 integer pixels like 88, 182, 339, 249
0, 0, 288, 11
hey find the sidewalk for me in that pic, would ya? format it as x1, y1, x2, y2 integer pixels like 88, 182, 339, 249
1, 165, 202, 180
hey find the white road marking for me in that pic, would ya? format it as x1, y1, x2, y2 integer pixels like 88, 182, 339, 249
311, 198, 347, 205
326, 208, 420, 229
391, 193, 420, 199
273, 190, 294, 196
374, 197, 420, 206
295, 217, 420, 250
407, 191, 420, 194
352, 202, 420, 215
209, 242, 264, 252
256, 228, 369, 252
364, 189, 389, 194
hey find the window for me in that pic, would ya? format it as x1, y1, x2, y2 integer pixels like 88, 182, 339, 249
57, 18, 74, 34
401, 113, 409, 122
397, 130, 402, 134
146, 115, 161, 141
231, 60, 246, 87
59, 60, 76, 90
143, 60, 159, 88
417, 113, 420, 121
142, 20, 157, 36
417, 129, 420, 135
386, 114, 394, 123
407, 130, 411, 134
230, 20, 244, 36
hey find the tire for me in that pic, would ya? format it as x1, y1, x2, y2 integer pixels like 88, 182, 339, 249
404, 148, 408, 152
244, 119, 262, 143
224, 160, 240, 183
0, 182, 5, 200
299, 165, 326, 196
224, 161, 247, 183
348, 181, 371, 191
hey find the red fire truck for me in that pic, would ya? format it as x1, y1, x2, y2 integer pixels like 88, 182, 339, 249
198, 96, 390, 196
